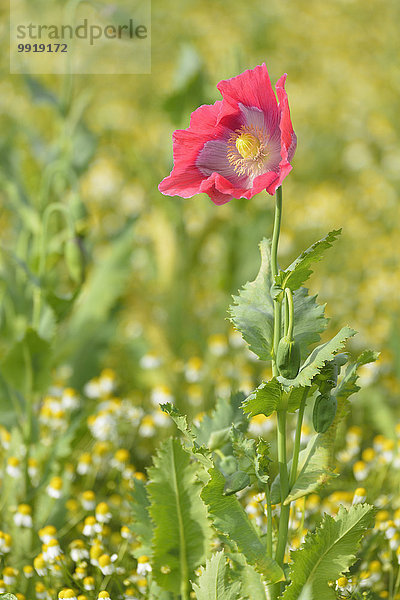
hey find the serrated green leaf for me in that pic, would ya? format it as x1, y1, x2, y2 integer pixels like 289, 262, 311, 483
255, 439, 271, 485
161, 403, 212, 472
241, 565, 268, 600
241, 379, 283, 418
147, 438, 212, 594
242, 381, 307, 420
223, 471, 251, 495
229, 429, 271, 487
279, 326, 357, 388
229, 239, 328, 361
287, 386, 308, 412
334, 349, 380, 401
230, 428, 257, 474
271, 433, 337, 505
275, 230, 341, 293
192, 551, 241, 600
130, 478, 153, 556
201, 467, 284, 584
292, 287, 328, 360
229, 553, 267, 600
229, 238, 274, 360
194, 392, 246, 447
281, 504, 375, 600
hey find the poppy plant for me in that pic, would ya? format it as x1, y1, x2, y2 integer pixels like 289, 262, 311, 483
159, 63, 297, 205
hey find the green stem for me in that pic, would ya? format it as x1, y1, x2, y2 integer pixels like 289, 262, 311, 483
265, 484, 273, 557
289, 387, 309, 489
275, 410, 290, 567
271, 186, 282, 280
271, 187, 283, 377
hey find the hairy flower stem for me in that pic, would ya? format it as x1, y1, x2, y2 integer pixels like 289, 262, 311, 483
265, 483, 273, 557
271, 187, 282, 378
275, 410, 290, 566
268, 187, 290, 599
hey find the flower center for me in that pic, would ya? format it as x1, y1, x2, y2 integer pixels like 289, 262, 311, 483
235, 133, 261, 159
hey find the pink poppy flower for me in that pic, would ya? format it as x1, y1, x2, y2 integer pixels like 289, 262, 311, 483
159, 63, 297, 205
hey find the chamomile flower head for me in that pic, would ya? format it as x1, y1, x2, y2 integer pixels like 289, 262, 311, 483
77, 453, 92, 475
336, 576, 353, 593
184, 357, 203, 382
353, 487, 367, 504
14, 504, 33, 528
74, 566, 87, 580
136, 555, 152, 576
112, 448, 130, 470
208, 333, 228, 356
0, 532, 12, 554
34, 554, 47, 576
35, 582, 48, 599
0, 427, 11, 450
81, 490, 96, 511
150, 384, 174, 407
139, 352, 162, 370
3, 566, 17, 585
23, 565, 34, 578
43, 538, 62, 562
69, 539, 89, 563
58, 589, 78, 600
83, 576, 95, 591
95, 502, 112, 523
98, 554, 115, 575
89, 411, 117, 441
83, 516, 98, 537
89, 541, 104, 566
6, 456, 21, 478
97, 592, 111, 600
121, 526, 132, 540
28, 457, 39, 479
47, 476, 63, 498
99, 368, 117, 396
61, 387, 80, 410
38, 525, 57, 544
353, 460, 368, 481
139, 415, 155, 438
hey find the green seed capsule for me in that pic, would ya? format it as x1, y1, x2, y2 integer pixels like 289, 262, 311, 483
276, 336, 301, 379
312, 394, 337, 433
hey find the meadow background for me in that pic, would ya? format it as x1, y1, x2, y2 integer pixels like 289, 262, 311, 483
0, 0, 400, 596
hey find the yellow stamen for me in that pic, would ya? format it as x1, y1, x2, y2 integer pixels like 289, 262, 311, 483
235, 133, 261, 159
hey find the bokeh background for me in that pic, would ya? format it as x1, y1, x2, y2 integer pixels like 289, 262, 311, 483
1, 0, 400, 442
